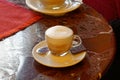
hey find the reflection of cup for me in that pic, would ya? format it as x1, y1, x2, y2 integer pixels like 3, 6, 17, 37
39, 0, 66, 10
45, 25, 81, 56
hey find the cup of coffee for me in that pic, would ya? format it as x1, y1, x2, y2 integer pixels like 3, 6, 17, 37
45, 25, 82, 56
39, 0, 66, 10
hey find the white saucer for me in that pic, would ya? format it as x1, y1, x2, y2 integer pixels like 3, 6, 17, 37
26, 0, 83, 16
32, 40, 86, 68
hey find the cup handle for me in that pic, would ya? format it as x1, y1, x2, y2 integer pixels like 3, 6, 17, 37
72, 35, 82, 47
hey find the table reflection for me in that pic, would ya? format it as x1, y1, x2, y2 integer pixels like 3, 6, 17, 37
0, 23, 41, 80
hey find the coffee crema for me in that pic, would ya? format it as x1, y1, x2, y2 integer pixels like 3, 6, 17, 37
45, 25, 73, 39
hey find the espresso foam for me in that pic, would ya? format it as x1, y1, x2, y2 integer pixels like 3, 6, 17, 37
45, 25, 73, 39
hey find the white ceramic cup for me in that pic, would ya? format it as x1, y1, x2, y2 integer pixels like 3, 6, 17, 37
45, 25, 82, 56
39, 0, 66, 10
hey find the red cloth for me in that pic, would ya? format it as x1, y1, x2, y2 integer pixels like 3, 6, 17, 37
0, 0, 41, 40
83, 0, 120, 21
114, 0, 120, 18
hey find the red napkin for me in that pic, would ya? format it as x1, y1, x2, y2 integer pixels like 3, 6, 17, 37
0, 0, 42, 40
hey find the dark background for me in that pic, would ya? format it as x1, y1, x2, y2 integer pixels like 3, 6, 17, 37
101, 20, 120, 80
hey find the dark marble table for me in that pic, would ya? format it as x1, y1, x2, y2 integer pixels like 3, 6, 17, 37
0, 0, 116, 80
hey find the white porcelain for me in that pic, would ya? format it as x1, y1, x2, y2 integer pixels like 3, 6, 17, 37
32, 40, 86, 68
26, 0, 83, 16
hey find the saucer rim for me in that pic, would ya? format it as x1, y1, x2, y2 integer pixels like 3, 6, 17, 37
26, 0, 83, 16
32, 40, 87, 68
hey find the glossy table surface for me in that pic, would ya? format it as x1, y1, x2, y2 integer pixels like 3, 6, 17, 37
0, 0, 116, 80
